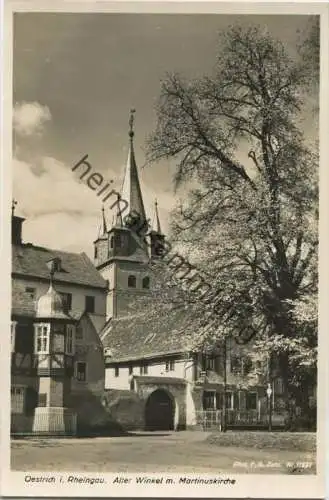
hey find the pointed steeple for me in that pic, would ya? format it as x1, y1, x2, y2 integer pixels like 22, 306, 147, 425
149, 199, 165, 260
97, 206, 108, 239
100, 206, 108, 235
152, 199, 162, 234
120, 109, 146, 225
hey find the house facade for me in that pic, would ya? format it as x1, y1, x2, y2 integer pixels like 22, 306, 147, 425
11, 213, 109, 435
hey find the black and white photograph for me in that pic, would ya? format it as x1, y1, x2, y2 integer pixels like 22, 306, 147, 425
1, 1, 328, 498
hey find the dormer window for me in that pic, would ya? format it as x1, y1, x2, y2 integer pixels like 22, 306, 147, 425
128, 275, 136, 288
46, 257, 62, 274
59, 292, 72, 313
142, 276, 150, 289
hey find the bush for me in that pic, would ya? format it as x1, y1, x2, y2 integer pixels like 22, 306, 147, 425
77, 417, 127, 437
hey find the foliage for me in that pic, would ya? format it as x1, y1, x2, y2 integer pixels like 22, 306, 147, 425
146, 24, 319, 412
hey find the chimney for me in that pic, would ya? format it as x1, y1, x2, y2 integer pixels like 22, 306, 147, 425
12, 215, 25, 245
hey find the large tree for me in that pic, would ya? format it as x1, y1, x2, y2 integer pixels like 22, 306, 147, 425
146, 23, 319, 417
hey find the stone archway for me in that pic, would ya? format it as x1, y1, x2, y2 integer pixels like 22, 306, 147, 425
145, 389, 175, 431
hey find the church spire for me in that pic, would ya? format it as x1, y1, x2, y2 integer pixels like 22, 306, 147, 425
120, 109, 146, 225
153, 199, 162, 234
101, 206, 107, 234
97, 206, 107, 238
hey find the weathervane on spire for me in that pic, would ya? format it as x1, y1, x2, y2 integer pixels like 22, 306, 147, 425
129, 108, 136, 138
12, 199, 17, 216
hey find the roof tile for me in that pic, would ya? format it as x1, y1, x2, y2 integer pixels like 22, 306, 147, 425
12, 244, 107, 289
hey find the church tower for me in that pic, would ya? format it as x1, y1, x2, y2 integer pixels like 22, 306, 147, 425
94, 111, 151, 319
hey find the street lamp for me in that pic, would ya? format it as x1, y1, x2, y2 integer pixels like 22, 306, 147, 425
266, 383, 273, 432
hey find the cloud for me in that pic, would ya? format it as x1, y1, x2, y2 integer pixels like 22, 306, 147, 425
12, 155, 112, 255
13, 101, 51, 137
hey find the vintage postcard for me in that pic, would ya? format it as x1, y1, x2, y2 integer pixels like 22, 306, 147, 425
1, 0, 328, 498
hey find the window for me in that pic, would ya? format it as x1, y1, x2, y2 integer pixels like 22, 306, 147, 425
94, 246, 98, 259
129, 365, 133, 375
203, 391, 216, 410
246, 392, 257, 410
142, 276, 150, 289
225, 391, 233, 409
205, 356, 216, 371
140, 363, 148, 375
201, 354, 216, 371
274, 377, 284, 394
243, 356, 252, 375
110, 236, 114, 249
76, 361, 87, 382
85, 295, 95, 313
34, 324, 49, 353
75, 325, 83, 341
65, 325, 75, 355
165, 359, 175, 372
59, 292, 72, 313
231, 356, 252, 375
11, 386, 25, 414
38, 393, 47, 407
25, 287, 36, 299
114, 233, 121, 248
128, 275, 136, 288
114, 366, 119, 377
11, 321, 17, 352
230, 356, 243, 374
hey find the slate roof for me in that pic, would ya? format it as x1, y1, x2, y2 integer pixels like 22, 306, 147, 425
101, 306, 196, 362
12, 244, 107, 289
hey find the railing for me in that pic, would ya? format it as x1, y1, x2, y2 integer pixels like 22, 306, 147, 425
195, 409, 283, 430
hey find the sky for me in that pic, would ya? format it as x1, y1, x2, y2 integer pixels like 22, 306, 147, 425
12, 12, 317, 257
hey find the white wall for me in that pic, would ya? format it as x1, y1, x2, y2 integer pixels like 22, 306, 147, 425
105, 356, 194, 390
14, 278, 107, 333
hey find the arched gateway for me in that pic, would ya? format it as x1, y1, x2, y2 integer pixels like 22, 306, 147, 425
145, 389, 175, 431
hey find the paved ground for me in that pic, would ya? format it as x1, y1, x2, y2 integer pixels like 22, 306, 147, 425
11, 431, 316, 474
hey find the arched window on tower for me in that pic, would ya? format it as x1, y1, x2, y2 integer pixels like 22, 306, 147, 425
128, 275, 136, 288
110, 236, 114, 249
142, 276, 150, 289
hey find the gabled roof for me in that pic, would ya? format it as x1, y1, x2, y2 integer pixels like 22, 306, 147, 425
101, 306, 196, 362
12, 244, 107, 289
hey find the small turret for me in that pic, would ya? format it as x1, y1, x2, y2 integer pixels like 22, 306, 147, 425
149, 199, 165, 259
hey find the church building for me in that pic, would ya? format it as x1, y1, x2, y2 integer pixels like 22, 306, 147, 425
97, 113, 286, 431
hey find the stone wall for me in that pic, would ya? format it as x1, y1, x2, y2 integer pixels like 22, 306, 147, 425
135, 377, 187, 430
102, 389, 144, 430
